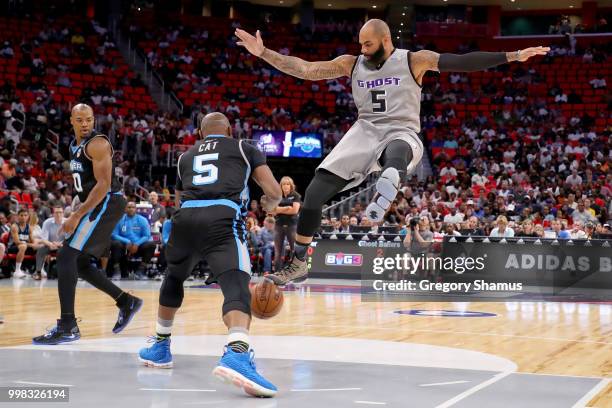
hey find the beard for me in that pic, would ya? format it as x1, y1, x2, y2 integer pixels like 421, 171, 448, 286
364, 43, 386, 69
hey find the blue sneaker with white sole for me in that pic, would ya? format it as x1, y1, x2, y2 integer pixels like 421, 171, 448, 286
212, 347, 277, 398
138, 337, 173, 368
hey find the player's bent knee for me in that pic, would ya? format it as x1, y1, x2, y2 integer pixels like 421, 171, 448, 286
159, 274, 185, 308
217, 270, 251, 316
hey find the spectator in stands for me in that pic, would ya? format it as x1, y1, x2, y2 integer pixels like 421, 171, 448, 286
520, 220, 539, 238
593, 223, 612, 239
442, 223, 461, 237
589, 76, 607, 89
148, 191, 166, 224
489, 216, 514, 238
247, 199, 265, 225
271, 177, 301, 271
565, 169, 582, 188
459, 216, 484, 236
0, 212, 10, 235
569, 221, 588, 240
110, 201, 155, 280
384, 201, 404, 225
443, 206, 464, 225
258, 217, 276, 274
403, 218, 434, 254
338, 214, 351, 233
8, 209, 35, 278
2, 159, 21, 190
549, 219, 571, 240
584, 222, 596, 240
22, 170, 38, 193
533, 224, 546, 238
155, 207, 175, 280
572, 200, 597, 225
33, 205, 65, 280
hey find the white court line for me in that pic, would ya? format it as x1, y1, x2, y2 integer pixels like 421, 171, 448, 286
258, 323, 612, 346
291, 387, 362, 392
139, 388, 216, 392
14, 381, 74, 387
571, 378, 611, 408
419, 381, 470, 387
354, 401, 387, 405
434, 371, 513, 408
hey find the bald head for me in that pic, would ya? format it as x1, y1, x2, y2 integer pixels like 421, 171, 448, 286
199, 112, 232, 138
360, 19, 391, 38
358, 19, 393, 67
70, 103, 95, 140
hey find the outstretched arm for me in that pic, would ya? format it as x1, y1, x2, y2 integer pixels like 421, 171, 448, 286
235, 28, 356, 80
410, 46, 550, 85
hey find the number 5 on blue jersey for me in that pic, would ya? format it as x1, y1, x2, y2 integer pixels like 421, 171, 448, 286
193, 153, 219, 185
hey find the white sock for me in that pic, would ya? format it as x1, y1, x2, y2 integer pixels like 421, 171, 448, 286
15, 263, 22, 272
156, 318, 173, 337
227, 327, 250, 353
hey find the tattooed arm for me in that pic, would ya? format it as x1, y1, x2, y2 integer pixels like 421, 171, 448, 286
235, 28, 356, 80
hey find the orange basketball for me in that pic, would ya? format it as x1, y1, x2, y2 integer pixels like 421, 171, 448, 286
250, 280, 284, 319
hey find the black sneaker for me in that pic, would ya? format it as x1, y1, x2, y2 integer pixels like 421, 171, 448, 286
113, 294, 143, 334
32, 320, 81, 345
266, 257, 308, 286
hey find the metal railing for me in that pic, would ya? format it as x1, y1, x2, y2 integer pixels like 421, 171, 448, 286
109, 18, 181, 113
47, 129, 59, 149
322, 174, 377, 220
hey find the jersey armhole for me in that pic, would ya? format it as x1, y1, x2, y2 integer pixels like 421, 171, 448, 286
349, 55, 359, 80
407, 51, 423, 89
176, 153, 184, 180
83, 135, 114, 161
238, 140, 252, 172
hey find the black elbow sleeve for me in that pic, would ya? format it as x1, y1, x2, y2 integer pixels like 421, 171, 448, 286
438, 52, 508, 73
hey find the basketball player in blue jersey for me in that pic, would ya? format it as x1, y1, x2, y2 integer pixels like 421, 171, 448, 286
138, 113, 282, 398
236, 19, 549, 285
33, 104, 143, 345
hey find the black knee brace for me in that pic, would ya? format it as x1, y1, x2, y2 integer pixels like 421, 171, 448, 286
159, 274, 185, 308
217, 270, 251, 316
381, 139, 414, 182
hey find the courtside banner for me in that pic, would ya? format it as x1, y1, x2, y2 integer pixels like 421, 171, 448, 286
306, 238, 612, 302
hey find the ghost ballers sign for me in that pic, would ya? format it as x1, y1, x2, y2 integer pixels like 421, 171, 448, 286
308, 238, 612, 302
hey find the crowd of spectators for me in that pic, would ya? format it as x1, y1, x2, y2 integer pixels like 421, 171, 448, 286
0, 14, 610, 279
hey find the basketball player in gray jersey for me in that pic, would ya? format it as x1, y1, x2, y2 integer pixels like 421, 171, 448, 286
236, 19, 548, 285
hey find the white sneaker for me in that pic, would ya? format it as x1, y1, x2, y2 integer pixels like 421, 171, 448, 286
366, 168, 400, 223
13, 269, 26, 279
112, 273, 122, 281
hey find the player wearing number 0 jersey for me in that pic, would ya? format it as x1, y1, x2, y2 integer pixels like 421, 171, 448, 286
33, 104, 142, 346
236, 19, 549, 285
139, 113, 282, 397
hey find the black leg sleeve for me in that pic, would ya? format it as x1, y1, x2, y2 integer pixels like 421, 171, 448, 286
297, 169, 351, 238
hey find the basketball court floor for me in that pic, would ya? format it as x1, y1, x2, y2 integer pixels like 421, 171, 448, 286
1, 278, 610, 407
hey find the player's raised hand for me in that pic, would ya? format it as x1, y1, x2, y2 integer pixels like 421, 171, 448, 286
517, 46, 550, 62
235, 28, 265, 57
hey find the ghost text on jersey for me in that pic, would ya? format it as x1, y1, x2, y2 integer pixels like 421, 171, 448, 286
357, 77, 401, 89
199, 141, 218, 152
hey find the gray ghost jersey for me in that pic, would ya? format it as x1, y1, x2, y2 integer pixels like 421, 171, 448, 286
351, 48, 422, 133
